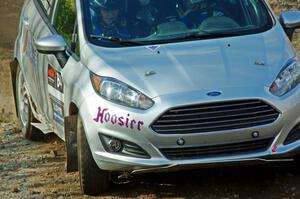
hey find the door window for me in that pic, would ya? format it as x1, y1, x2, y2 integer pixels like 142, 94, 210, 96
53, 0, 77, 48
39, 0, 56, 17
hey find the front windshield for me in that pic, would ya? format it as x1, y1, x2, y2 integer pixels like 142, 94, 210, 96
83, 0, 273, 47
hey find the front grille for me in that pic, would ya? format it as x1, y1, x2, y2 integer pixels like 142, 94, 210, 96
151, 99, 280, 134
160, 138, 274, 160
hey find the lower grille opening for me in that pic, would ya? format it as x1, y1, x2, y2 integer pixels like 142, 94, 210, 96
284, 125, 300, 145
160, 138, 274, 160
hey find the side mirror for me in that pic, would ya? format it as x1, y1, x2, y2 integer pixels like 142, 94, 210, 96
35, 34, 66, 53
279, 11, 300, 41
35, 35, 69, 67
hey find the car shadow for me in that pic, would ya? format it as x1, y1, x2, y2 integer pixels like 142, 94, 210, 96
104, 163, 300, 198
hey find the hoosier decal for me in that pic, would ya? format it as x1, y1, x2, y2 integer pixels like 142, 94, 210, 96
93, 107, 144, 131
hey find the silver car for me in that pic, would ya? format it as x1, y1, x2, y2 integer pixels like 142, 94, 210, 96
11, 0, 300, 195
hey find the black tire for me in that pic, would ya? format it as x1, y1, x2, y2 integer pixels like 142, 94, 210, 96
15, 66, 43, 141
77, 116, 110, 195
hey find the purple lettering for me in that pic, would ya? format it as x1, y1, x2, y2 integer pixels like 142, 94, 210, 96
130, 120, 136, 129
104, 112, 110, 122
93, 107, 108, 123
111, 114, 117, 124
118, 117, 124, 127
94, 107, 143, 131
125, 114, 130, 128
137, 121, 144, 131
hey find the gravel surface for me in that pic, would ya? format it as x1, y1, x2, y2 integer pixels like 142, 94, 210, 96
2, 122, 300, 199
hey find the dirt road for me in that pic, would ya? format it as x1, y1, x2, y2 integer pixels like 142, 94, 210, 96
2, 0, 300, 198
2, 121, 300, 199
0, 0, 19, 123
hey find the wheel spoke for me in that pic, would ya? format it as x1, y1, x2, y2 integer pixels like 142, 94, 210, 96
17, 70, 30, 127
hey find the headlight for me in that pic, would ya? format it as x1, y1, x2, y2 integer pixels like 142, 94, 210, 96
90, 72, 154, 110
270, 59, 300, 96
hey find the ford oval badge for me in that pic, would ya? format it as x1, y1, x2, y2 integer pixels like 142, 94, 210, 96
207, 91, 222, 97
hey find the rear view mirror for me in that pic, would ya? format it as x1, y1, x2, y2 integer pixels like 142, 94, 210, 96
279, 11, 300, 41
35, 35, 69, 67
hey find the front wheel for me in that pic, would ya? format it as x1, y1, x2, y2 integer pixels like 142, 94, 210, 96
15, 66, 43, 141
77, 116, 110, 195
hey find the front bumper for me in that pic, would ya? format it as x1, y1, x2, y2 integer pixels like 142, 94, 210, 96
78, 85, 300, 173
91, 140, 300, 174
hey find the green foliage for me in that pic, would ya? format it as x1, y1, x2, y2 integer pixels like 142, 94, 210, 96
54, 0, 75, 45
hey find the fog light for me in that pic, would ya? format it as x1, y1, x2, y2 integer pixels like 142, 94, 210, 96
100, 136, 123, 153
99, 134, 151, 159
108, 139, 123, 152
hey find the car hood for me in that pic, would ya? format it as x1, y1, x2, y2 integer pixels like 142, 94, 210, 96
84, 24, 295, 98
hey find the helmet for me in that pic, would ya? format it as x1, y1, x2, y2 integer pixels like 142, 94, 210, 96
94, 0, 120, 10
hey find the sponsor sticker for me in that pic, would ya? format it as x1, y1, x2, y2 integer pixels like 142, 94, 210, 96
56, 72, 63, 93
48, 65, 63, 93
48, 65, 56, 88
50, 95, 64, 126
93, 106, 144, 131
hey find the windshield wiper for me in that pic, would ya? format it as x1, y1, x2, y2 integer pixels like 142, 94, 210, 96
171, 32, 242, 41
90, 35, 144, 46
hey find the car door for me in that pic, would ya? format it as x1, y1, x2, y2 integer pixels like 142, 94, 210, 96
34, 0, 79, 138
23, 0, 58, 131
19, 0, 57, 122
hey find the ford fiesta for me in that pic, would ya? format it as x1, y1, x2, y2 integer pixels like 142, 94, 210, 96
11, 0, 300, 195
